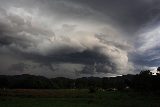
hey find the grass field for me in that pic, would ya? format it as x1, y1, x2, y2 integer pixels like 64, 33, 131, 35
0, 89, 160, 107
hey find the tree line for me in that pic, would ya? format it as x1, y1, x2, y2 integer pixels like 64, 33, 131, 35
0, 67, 160, 92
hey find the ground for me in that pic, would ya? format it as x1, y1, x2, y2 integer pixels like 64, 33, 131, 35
0, 89, 160, 107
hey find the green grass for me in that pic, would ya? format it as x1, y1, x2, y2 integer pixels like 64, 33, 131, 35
0, 89, 160, 107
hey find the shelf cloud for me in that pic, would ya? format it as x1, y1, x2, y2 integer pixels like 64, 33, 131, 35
0, 0, 159, 78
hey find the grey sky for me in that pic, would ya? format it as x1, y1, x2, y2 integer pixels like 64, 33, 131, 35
0, 0, 159, 78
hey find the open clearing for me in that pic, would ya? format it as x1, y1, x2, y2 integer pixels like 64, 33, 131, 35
0, 89, 160, 107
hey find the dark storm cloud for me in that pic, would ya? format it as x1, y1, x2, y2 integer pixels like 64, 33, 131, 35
12, 47, 114, 71
130, 46, 160, 67
9, 63, 29, 73
0, 0, 159, 77
0, 1, 132, 76
72, 0, 160, 33
80, 62, 117, 75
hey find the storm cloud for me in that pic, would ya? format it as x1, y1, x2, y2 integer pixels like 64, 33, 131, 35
0, 0, 159, 78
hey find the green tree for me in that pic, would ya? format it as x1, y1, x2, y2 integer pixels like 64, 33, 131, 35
157, 67, 160, 72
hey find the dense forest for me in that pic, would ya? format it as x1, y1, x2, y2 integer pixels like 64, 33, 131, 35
0, 67, 160, 92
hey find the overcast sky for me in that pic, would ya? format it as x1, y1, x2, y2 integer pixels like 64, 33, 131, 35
0, 0, 159, 78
